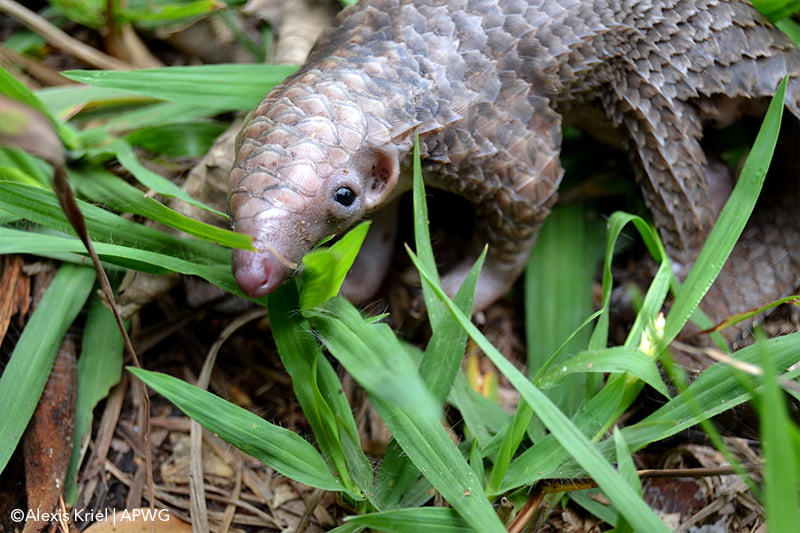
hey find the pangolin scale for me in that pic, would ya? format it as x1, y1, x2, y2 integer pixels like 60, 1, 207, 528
229, 0, 800, 330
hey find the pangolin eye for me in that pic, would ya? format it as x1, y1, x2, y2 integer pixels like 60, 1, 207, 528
333, 186, 356, 207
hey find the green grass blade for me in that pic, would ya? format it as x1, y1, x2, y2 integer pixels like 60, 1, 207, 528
639, 334, 799, 437
0, 181, 233, 263
120, 0, 220, 23
343, 507, 472, 533
408, 251, 671, 532
373, 440, 428, 510
419, 250, 482, 404
0, 264, 96, 473
372, 249, 482, 510
300, 221, 370, 310
410, 133, 446, 327
526, 204, 603, 373
62, 64, 298, 111
538, 346, 669, 397
308, 298, 506, 532
269, 282, 371, 499
591, 211, 669, 351
128, 368, 342, 491
0, 227, 247, 295
125, 121, 227, 158
551, 333, 800, 477
65, 296, 124, 503
67, 168, 246, 248
496, 377, 626, 492
307, 298, 440, 422
662, 78, 786, 344
0, 65, 77, 147
109, 140, 229, 218
757, 341, 800, 531
0, 147, 52, 186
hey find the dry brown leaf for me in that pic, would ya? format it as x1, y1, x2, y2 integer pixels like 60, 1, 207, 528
22, 335, 77, 533
0, 255, 30, 345
82, 508, 191, 533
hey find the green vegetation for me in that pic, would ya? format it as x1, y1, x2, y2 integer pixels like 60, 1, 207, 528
1, 1, 799, 531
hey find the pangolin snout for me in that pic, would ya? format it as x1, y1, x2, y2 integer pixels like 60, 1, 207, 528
232, 249, 289, 299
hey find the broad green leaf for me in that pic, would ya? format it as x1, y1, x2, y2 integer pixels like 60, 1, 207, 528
300, 221, 370, 310
537, 346, 669, 398
343, 507, 471, 533
65, 296, 124, 503
62, 64, 298, 111
661, 78, 786, 345
129, 368, 342, 491
0, 65, 77, 147
409, 252, 671, 532
269, 283, 371, 499
308, 298, 506, 532
0, 264, 96, 473
758, 342, 800, 532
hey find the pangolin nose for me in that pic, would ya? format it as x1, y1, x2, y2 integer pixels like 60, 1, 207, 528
232, 250, 288, 298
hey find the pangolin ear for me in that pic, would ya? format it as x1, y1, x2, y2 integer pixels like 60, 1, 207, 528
361, 147, 400, 210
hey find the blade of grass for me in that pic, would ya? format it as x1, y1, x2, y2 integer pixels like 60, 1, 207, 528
494, 377, 627, 493
128, 368, 343, 491
410, 133, 446, 327
661, 77, 786, 345
343, 507, 472, 533
537, 346, 669, 397
0, 146, 52, 186
269, 282, 371, 500
0, 65, 77, 147
0, 228, 249, 296
110, 140, 229, 218
525, 204, 603, 375
67, 168, 246, 248
0, 181, 233, 263
757, 338, 800, 532
125, 121, 227, 158
65, 296, 124, 502
0, 264, 95, 473
62, 64, 298, 111
307, 298, 440, 423
308, 297, 506, 532
300, 221, 371, 310
408, 250, 671, 532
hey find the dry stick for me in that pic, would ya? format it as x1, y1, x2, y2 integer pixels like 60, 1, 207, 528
0, 45, 74, 86
191, 308, 268, 532
51, 163, 156, 515
0, 0, 132, 70
507, 464, 761, 532
672, 340, 800, 394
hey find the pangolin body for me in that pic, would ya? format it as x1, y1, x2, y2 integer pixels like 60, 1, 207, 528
229, 0, 800, 320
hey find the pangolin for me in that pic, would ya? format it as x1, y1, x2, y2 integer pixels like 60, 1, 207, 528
229, 0, 800, 327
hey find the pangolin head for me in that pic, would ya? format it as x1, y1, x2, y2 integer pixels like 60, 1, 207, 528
229, 74, 400, 298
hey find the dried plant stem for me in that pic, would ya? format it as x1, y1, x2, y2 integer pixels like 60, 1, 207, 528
0, 0, 132, 70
